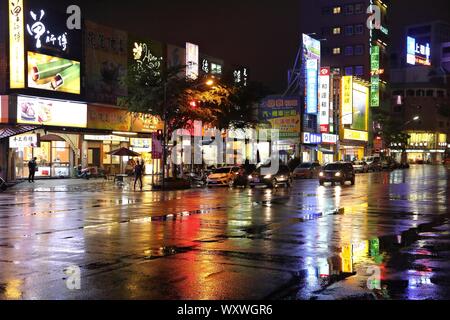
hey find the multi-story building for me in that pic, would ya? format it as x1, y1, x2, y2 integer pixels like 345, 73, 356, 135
297, 0, 390, 161
0, 1, 231, 182
389, 21, 450, 164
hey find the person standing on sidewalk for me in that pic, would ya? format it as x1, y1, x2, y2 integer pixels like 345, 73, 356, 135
28, 157, 37, 183
134, 160, 144, 191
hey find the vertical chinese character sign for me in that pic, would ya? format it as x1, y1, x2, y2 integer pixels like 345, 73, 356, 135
9, 0, 26, 89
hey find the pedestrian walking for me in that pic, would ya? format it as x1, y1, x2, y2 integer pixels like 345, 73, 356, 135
134, 160, 144, 191
28, 157, 38, 183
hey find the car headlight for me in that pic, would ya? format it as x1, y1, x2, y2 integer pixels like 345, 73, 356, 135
264, 175, 272, 179
335, 172, 342, 177
319, 172, 324, 177
248, 175, 253, 179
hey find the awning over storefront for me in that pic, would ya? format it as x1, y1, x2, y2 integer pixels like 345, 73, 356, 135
0, 125, 41, 140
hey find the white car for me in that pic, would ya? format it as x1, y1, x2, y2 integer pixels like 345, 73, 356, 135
353, 161, 369, 173
206, 167, 240, 187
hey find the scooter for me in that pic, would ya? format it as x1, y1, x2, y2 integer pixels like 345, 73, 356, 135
0, 177, 7, 192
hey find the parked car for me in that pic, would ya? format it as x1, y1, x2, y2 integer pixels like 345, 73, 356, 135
0, 176, 7, 192
319, 162, 355, 186
352, 161, 369, 173
381, 157, 396, 170
293, 162, 322, 179
249, 165, 293, 188
206, 166, 240, 187
363, 156, 381, 172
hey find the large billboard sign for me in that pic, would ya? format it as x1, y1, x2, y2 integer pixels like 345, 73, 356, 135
303, 34, 321, 115
186, 42, 199, 80
130, 38, 163, 75
9, 0, 83, 95
303, 34, 321, 61
85, 21, 128, 105
352, 83, 369, 132
319, 67, 331, 132
260, 97, 301, 140
17, 96, 87, 128
306, 59, 319, 114
407, 36, 431, 66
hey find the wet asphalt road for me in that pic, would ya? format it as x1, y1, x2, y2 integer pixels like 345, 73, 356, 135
0, 165, 449, 300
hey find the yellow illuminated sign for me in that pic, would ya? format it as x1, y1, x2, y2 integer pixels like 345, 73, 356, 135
341, 76, 353, 125
344, 129, 369, 142
9, 0, 25, 89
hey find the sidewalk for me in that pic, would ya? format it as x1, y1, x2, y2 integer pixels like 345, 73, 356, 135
7, 176, 158, 193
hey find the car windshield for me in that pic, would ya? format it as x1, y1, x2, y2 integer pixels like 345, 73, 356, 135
324, 164, 344, 171
213, 168, 231, 174
354, 161, 363, 165
298, 163, 312, 169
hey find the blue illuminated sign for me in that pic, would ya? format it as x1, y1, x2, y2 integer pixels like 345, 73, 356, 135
306, 59, 318, 114
303, 132, 322, 145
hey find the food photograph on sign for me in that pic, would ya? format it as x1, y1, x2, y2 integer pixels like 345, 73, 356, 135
17, 96, 87, 128
27, 52, 81, 94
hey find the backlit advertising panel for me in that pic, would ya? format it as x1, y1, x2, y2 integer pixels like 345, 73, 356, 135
27, 52, 80, 94
319, 67, 330, 132
352, 83, 369, 132
406, 36, 431, 66
370, 46, 380, 107
21, 1, 82, 95
17, 96, 87, 128
186, 42, 199, 80
260, 96, 301, 140
341, 76, 353, 125
9, 0, 26, 89
303, 34, 321, 61
306, 59, 319, 114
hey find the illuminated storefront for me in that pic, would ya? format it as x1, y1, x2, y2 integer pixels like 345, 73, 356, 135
391, 132, 448, 164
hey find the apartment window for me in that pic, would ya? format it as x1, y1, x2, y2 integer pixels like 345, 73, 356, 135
344, 4, 354, 15
333, 47, 341, 55
354, 3, 364, 14
333, 27, 341, 35
344, 46, 354, 56
322, 7, 332, 15
355, 24, 364, 35
406, 90, 415, 97
345, 66, 353, 76
426, 90, 434, 97
416, 90, 425, 97
322, 27, 331, 36
344, 25, 354, 36
437, 90, 445, 97
333, 6, 341, 14
355, 66, 364, 76
355, 45, 364, 55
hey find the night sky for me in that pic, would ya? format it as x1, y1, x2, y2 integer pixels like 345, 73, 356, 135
42, 0, 450, 92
